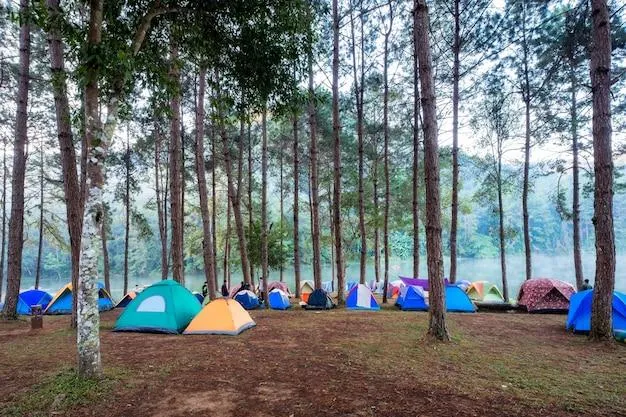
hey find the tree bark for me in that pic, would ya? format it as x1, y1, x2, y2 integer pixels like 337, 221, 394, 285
497, 159, 509, 301
247, 122, 254, 285
308, 50, 320, 295
413, 9, 421, 280
0, 145, 7, 300
77, 0, 104, 378
194, 67, 217, 301
3, 0, 30, 319
373, 155, 380, 283
521, 1, 532, 281
47, 0, 83, 327
589, 0, 614, 341
35, 145, 45, 289
216, 71, 251, 286
123, 126, 130, 295
382, 0, 393, 303
569, 63, 584, 290
169, 37, 184, 285
332, 0, 344, 300
224, 199, 231, 288
261, 109, 269, 307
101, 210, 110, 294
415, 0, 450, 341
212, 119, 218, 288
293, 112, 302, 293
155, 124, 168, 279
350, 1, 367, 285
449, 0, 460, 284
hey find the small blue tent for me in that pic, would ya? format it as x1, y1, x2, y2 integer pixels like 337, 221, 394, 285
234, 290, 260, 310
17, 290, 52, 315
566, 290, 626, 333
193, 292, 205, 304
445, 285, 476, 312
268, 289, 291, 310
345, 281, 358, 293
399, 286, 428, 311
346, 284, 380, 310
45, 282, 114, 315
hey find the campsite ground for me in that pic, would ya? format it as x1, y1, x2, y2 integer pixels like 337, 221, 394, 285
0, 305, 624, 417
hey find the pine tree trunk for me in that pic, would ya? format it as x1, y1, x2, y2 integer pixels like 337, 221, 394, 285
216, 72, 251, 287
194, 67, 217, 301
382, 2, 393, 303
35, 145, 45, 290
497, 161, 508, 301
279, 135, 284, 283
236, 110, 250, 288
350, 3, 367, 286
570, 63, 584, 290
124, 127, 130, 295
449, 0, 460, 284
212, 121, 218, 288
77, 0, 103, 378
0, 146, 7, 300
308, 51, 320, 295
2, 0, 30, 319
328, 185, 335, 287
180, 117, 186, 285
261, 109, 269, 307
412, 10, 420, 280
521, 2, 532, 281
332, 0, 344, 300
101, 210, 110, 294
589, 0, 614, 341
373, 155, 380, 283
155, 126, 168, 279
293, 112, 302, 293
47, 0, 83, 327
224, 199, 231, 288
169, 37, 184, 285
247, 123, 254, 285
415, 0, 450, 341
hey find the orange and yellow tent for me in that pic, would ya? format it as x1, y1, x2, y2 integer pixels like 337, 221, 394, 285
183, 298, 255, 336
300, 281, 314, 302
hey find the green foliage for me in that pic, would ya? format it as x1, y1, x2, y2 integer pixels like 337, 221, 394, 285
246, 220, 290, 272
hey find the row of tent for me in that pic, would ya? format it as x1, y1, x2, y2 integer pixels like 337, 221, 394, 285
4, 283, 116, 316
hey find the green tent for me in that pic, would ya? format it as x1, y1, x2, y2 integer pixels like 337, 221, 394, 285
113, 280, 201, 334
466, 281, 505, 303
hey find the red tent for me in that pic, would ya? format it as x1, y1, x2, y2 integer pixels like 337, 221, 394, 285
517, 278, 576, 313
267, 281, 291, 296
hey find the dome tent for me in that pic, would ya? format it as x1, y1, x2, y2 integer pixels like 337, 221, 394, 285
518, 278, 575, 313
234, 290, 260, 310
16, 289, 52, 315
445, 285, 476, 313
466, 281, 505, 303
45, 282, 114, 315
346, 284, 380, 311
396, 286, 428, 311
268, 289, 291, 310
566, 290, 626, 333
184, 299, 255, 336
304, 289, 335, 310
113, 280, 201, 334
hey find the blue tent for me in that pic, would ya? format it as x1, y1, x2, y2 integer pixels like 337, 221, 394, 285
268, 289, 291, 310
234, 290, 260, 310
566, 290, 626, 333
17, 290, 52, 315
345, 281, 358, 293
45, 282, 114, 315
398, 286, 428, 311
346, 284, 380, 311
193, 292, 205, 304
445, 285, 476, 313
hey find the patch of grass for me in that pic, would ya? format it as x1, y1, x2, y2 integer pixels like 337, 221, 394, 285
1, 368, 121, 417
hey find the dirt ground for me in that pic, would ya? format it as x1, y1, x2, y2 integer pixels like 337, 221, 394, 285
1, 305, 624, 417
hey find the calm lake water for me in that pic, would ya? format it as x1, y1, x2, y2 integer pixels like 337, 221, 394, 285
21, 252, 626, 301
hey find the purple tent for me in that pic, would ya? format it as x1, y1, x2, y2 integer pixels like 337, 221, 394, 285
398, 276, 449, 291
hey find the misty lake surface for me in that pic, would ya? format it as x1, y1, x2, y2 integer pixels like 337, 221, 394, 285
23, 252, 626, 301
